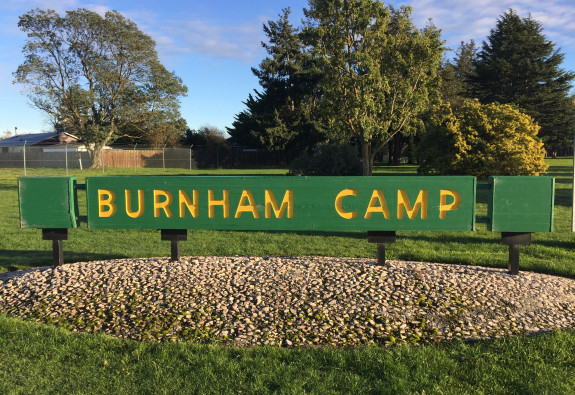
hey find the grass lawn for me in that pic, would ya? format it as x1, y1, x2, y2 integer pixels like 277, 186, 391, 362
1, 159, 575, 393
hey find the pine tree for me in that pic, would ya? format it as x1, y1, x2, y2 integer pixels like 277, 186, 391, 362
227, 8, 325, 153
440, 40, 477, 108
472, 9, 575, 156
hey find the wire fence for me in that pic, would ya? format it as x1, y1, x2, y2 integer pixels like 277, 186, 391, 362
0, 144, 196, 174
0, 144, 295, 174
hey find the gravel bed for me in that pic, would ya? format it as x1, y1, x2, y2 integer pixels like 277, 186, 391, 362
1, 256, 574, 347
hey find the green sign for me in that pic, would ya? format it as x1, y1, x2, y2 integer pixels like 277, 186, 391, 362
488, 176, 555, 232
18, 175, 557, 234
84, 176, 476, 231
18, 177, 78, 228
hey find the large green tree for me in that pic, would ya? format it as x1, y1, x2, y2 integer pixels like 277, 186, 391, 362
472, 9, 575, 157
303, 0, 444, 175
228, 8, 325, 153
14, 8, 188, 167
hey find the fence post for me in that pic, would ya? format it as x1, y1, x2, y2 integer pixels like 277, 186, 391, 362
65, 142, 69, 175
190, 146, 193, 172
101, 149, 105, 173
163, 144, 166, 172
134, 143, 137, 172
23, 142, 27, 176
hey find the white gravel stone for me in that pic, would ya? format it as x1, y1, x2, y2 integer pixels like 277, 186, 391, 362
1, 256, 574, 347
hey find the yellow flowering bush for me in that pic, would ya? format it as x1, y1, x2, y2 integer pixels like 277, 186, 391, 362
418, 99, 548, 176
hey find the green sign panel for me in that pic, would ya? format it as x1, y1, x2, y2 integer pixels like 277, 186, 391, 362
18, 177, 78, 228
488, 176, 554, 232
84, 176, 476, 231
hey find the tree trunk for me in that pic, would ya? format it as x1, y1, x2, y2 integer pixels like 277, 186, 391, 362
389, 135, 404, 165
361, 141, 372, 176
89, 144, 104, 169
388, 139, 397, 165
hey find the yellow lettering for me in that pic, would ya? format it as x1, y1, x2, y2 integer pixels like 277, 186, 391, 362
397, 190, 428, 219
179, 190, 199, 218
98, 189, 117, 218
439, 189, 461, 219
235, 190, 259, 218
265, 190, 293, 218
364, 190, 391, 219
335, 189, 358, 219
208, 190, 229, 218
125, 189, 144, 218
153, 190, 173, 218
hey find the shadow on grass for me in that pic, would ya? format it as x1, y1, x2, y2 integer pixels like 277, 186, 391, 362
256, 229, 367, 240
396, 232, 496, 243
546, 165, 573, 176
554, 188, 573, 207
532, 239, 575, 249
404, 232, 575, 249
0, 250, 129, 272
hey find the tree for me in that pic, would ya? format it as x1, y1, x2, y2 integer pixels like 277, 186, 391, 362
303, 1, 444, 175
184, 125, 228, 147
184, 126, 230, 168
14, 8, 187, 168
418, 99, 548, 176
227, 8, 325, 153
288, 142, 362, 176
440, 40, 477, 108
471, 9, 575, 157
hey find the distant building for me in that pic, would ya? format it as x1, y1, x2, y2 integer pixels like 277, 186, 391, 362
0, 132, 82, 153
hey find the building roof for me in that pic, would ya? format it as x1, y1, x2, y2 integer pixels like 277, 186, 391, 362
0, 132, 81, 146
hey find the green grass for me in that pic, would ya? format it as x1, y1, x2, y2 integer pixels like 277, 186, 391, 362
1, 160, 575, 393
2, 160, 574, 277
1, 316, 574, 394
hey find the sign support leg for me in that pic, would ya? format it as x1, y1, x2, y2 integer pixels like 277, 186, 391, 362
171, 240, 181, 262
501, 232, 531, 275
377, 243, 387, 266
508, 244, 520, 275
42, 229, 68, 267
53, 240, 64, 267
367, 231, 396, 266
161, 229, 187, 262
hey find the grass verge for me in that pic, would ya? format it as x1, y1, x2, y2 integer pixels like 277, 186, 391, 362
1, 315, 574, 394
1, 159, 574, 392
1, 160, 574, 277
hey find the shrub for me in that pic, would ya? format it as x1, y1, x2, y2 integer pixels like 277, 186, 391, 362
288, 143, 362, 176
418, 99, 548, 176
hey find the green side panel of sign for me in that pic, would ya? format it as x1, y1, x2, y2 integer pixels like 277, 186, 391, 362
488, 176, 554, 232
18, 177, 78, 228
85, 176, 476, 231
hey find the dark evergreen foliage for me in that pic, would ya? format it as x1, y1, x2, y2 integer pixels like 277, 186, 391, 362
471, 9, 575, 156
227, 8, 326, 153
440, 40, 477, 108
288, 143, 362, 176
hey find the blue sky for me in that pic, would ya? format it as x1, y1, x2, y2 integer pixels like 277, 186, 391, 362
1, 0, 574, 137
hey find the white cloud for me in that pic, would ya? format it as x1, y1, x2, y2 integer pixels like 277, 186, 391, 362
86, 5, 110, 16
401, 0, 575, 61
139, 14, 268, 63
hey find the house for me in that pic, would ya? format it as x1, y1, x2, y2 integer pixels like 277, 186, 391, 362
0, 132, 82, 153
